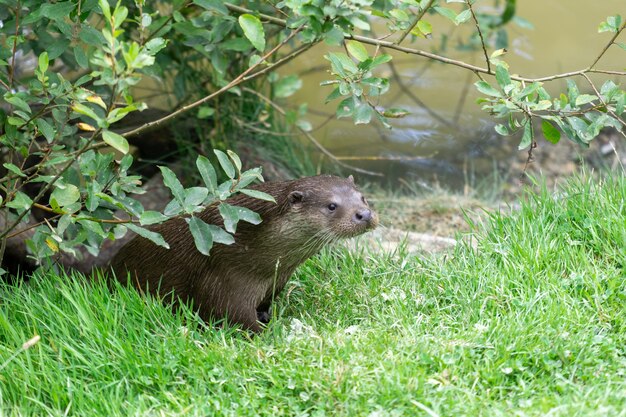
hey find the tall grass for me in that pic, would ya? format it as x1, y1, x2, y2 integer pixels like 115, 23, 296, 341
1, 173, 625, 416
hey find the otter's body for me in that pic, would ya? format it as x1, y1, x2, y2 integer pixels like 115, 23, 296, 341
111, 175, 377, 332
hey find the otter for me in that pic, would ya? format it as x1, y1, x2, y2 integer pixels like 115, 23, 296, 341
110, 175, 378, 332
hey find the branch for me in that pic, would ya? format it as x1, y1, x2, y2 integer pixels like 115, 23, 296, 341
241, 87, 382, 176
222, 2, 625, 83
0, 129, 102, 241
122, 27, 311, 139
579, 73, 626, 134
466, 0, 490, 73
394, 0, 436, 45
588, 20, 626, 70
384, 50, 454, 127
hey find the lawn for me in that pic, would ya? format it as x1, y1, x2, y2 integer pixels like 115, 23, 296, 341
1, 174, 625, 416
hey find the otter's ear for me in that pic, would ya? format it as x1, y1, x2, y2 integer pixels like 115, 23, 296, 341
288, 190, 304, 205
348, 175, 355, 184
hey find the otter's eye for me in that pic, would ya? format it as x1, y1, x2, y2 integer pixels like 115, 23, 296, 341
361, 196, 367, 204
328, 203, 337, 211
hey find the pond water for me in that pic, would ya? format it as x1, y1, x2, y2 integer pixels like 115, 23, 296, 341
286, 0, 625, 188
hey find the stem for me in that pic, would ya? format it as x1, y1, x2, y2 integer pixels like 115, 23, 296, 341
222, 2, 626, 83
8, 1, 20, 89
122, 27, 311, 139
394, 0, 436, 45
466, 0, 491, 73
0, 130, 102, 241
580, 73, 626, 133
242, 87, 382, 177
588, 21, 626, 70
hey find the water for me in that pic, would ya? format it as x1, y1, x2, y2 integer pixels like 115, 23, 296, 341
286, 0, 625, 187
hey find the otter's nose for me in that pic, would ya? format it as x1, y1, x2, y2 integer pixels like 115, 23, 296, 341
353, 209, 372, 223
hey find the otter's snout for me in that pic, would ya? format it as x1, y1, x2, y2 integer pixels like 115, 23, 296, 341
353, 209, 372, 223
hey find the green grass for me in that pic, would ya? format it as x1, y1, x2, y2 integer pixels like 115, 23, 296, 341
1, 174, 625, 416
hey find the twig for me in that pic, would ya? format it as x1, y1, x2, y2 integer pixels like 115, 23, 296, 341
223, 2, 626, 83
7, 1, 20, 89
122, 27, 310, 139
384, 50, 454, 127
0, 129, 102, 240
241, 87, 382, 176
580, 73, 626, 133
395, 0, 436, 45
588, 21, 626, 69
224, 2, 286, 26
466, 0, 490, 73
520, 119, 537, 184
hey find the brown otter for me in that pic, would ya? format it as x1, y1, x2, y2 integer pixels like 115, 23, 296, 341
110, 175, 378, 333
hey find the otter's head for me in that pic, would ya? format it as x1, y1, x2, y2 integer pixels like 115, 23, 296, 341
285, 175, 378, 240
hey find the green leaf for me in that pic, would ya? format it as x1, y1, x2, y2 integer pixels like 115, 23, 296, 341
518, 119, 534, 150
219, 203, 239, 234
72, 103, 102, 123
197, 106, 215, 119
494, 124, 509, 135
434, 7, 458, 23
566, 79, 580, 104
5, 95, 31, 114
354, 103, 373, 125
139, 211, 169, 226
3, 163, 25, 177
208, 225, 235, 245
196, 156, 218, 194
275, 75, 303, 98
159, 166, 186, 203
346, 40, 369, 62
541, 120, 561, 144
227, 150, 242, 173
240, 189, 276, 203
80, 25, 106, 46
389, 8, 409, 22
127, 224, 170, 249
214, 150, 236, 179
416, 20, 432, 37
495, 64, 511, 89
102, 130, 130, 154
474, 81, 501, 97
455, 9, 472, 25
188, 216, 213, 256
184, 187, 209, 209
575, 94, 598, 106
38, 52, 49, 73
41, 1, 76, 21
381, 108, 409, 118
324, 86, 342, 103
194, 0, 229, 14
112, 5, 129, 30
336, 97, 355, 118
51, 183, 80, 207
324, 26, 344, 46
238, 14, 266, 52
370, 54, 392, 67
5, 191, 33, 211
234, 205, 262, 225
296, 119, 312, 131
74, 47, 88, 69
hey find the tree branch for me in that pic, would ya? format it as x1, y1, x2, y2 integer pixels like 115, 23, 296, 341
122, 27, 311, 139
466, 0, 491, 73
394, 0, 436, 45
241, 87, 382, 176
222, 1, 625, 83
588, 20, 626, 70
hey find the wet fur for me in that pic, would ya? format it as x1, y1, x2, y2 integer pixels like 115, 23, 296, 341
111, 175, 377, 333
